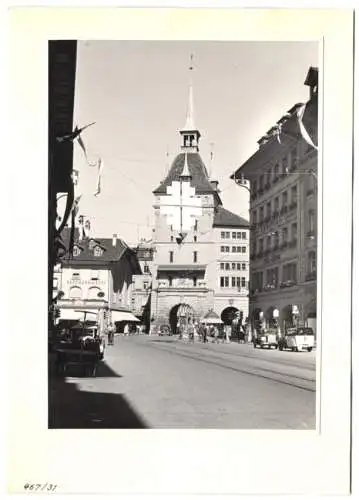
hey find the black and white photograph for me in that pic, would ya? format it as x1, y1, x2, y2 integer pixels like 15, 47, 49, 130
7, 6, 354, 496
48, 40, 319, 430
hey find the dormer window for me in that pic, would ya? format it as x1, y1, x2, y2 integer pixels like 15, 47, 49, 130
94, 246, 103, 257
73, 246, 81, 257
88, 240, 96, 250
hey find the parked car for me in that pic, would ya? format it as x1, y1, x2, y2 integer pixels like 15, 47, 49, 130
253, 328, 278, 349
158, 324, 171, 336
278, 327, 315, 352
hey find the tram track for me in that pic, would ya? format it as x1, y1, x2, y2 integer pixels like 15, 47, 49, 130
143, 339, 316, 393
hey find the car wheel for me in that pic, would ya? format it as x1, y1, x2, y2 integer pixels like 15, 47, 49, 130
307, 347, 312, 352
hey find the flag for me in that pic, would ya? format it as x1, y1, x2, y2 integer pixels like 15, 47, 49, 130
56, 122, 95, 143
78, 218, 84, 241
72, 194, 82, 217
84, 219, 91, 238
76, 134, 98, 167
297, 104, 318, 150
94, 158, 104, 196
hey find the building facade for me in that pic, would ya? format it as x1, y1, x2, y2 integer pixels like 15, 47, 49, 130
233, 67, 318, 335
131, 241, 155, 330
151, 77, 249, 333
54, 229, 142, 329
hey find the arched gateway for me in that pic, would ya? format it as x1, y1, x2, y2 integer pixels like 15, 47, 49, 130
169, 303, 194, 334
221, 306, 239, 325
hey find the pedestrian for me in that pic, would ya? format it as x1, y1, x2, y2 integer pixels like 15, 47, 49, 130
214, 326, 219, 344
107, 322, 115, 345
203, 324, 208, 343
124, 323, 129, 336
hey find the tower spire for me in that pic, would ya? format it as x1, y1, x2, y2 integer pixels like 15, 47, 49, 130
183, 54, 195, 131
180, 54, 201, 152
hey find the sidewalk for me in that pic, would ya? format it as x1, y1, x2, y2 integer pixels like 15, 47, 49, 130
48, 354, 147, 429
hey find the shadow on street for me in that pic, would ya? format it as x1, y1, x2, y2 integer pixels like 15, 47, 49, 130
48, 357, 148, 429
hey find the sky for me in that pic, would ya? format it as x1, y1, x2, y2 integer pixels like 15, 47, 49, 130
61, 40, 318, 245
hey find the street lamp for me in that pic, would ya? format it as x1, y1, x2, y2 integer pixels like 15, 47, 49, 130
233, 173, 251, 192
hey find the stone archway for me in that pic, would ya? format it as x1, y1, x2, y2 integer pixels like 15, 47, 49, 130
252, 307, 264, 333
281, 304, 298, 331
265, 306, 280, 329
169, 303, 194, 335
221, 306, 239, 326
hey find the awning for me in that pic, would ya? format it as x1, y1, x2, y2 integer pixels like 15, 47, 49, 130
59, 308, 84, 320
112, 311, 140, 323
59, 308, 99, 321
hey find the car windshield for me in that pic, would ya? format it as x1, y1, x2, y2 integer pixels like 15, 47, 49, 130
287, 328, 314, 336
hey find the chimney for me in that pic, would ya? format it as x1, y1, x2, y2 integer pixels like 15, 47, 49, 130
112, 233, 117, 247
210, 180, 219, 191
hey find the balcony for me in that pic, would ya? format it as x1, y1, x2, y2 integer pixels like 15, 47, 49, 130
157, 280, 207, 290
305, 271, 317, 281
279, 280, 297, 288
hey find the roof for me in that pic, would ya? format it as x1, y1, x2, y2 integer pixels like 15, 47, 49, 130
60, 228, 140, 271
203, 310, 221, 320
153, 153, 222, 203
213, 206, 250, 228
304, 66, 318, 88
232, 97, 317, 178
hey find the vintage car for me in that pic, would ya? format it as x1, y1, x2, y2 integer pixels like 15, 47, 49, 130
278, 327, 315, 352
53, 322, 105, 376
253, 328, 278, 349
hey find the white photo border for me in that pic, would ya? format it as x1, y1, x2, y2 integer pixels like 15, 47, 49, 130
7, 7, 353, 495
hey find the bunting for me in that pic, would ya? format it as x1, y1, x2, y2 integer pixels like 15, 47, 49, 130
297, 104, 318, 150
94, 158, 104, 196
76, 134, 98, 167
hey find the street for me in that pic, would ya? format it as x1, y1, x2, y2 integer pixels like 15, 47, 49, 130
49, 335, 316, 429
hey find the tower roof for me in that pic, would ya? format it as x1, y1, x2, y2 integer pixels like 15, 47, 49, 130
180, 152, 191, 178
153, 152, 221, 203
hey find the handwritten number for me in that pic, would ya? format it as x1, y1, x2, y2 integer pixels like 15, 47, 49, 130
24, 482, 57, 492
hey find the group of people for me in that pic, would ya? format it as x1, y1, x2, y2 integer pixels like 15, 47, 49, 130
106, 322, 146, 345
176, 322, 225, 344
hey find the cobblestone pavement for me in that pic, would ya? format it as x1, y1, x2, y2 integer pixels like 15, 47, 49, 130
49, 335, 316, 429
